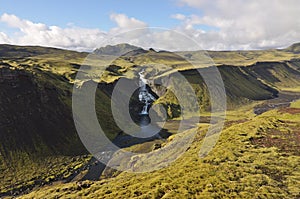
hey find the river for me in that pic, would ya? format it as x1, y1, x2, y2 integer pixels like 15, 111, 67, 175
80, 70, 159, 180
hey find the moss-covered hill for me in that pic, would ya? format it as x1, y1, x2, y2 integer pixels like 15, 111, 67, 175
0, 43, 300, 197
0, 45, 119, 196
19, 102, 300, 198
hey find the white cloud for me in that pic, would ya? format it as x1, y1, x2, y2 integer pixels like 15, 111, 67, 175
171, 14, 186, 21
106, 13, 149, 45
1, 13, 48, 34
175, 0, 300, 50
0, 13, 151, 51
110, 13, 147, 30
0, 32, 11, 43
0, 13, 108, 51
1, 2, 300, 52
0, 13, 110, 51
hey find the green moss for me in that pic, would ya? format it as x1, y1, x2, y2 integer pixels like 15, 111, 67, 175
290, 99, 300, 108
18, 107, 300, 198
2, 44, 300, 198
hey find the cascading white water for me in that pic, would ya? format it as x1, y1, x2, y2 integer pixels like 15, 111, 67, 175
138, 70, 155, 115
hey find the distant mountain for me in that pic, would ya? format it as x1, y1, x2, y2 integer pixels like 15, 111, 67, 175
94, 43, 146, 56
284, 42, 300, 53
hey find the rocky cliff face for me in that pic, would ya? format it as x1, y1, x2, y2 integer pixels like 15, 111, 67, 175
94, 43, 145, 56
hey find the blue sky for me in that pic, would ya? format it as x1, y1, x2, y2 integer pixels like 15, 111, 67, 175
0, 0, 200, 30
0, 0, 299, 51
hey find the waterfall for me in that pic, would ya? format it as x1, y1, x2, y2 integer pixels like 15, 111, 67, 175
138, 70, 155, 115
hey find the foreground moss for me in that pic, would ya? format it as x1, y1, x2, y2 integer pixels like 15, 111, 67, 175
18, 106, 300, 199
0, 154, 91, 197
